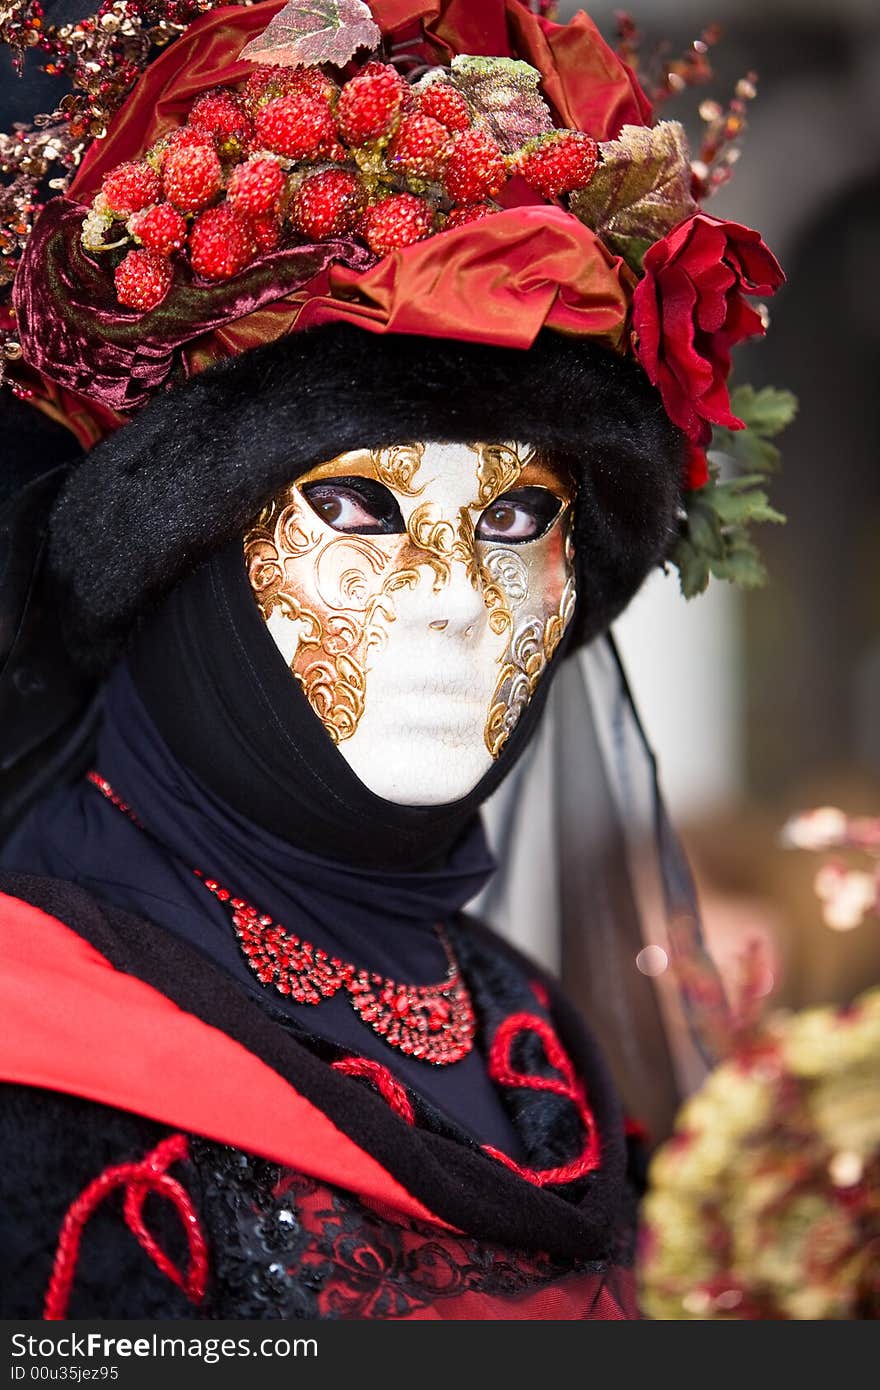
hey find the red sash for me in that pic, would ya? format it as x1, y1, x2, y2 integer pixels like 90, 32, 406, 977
0, 892, 448, 1228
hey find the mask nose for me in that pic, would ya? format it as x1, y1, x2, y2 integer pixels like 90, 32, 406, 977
416, 555, 496, 637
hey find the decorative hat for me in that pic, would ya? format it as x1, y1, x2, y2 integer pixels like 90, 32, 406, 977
1, 0, 792, 617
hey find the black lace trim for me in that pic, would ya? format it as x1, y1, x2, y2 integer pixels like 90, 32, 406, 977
189, 1139, 602, 1320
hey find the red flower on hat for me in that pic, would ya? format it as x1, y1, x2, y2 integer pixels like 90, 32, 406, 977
631, 213, 784, 444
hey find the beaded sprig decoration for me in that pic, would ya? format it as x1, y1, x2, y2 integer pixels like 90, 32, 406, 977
88, 770, 476, 1066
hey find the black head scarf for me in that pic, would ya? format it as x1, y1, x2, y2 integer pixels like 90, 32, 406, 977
128, 538, 569, 871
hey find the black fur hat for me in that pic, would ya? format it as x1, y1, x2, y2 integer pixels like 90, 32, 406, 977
47, 322, 685, 668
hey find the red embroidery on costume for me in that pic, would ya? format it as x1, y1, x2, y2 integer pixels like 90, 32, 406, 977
483, 1012, 601, 1187
205, 1158, 633, 1320
43, 1134, 208, 1319
332, 1056, 416, 1126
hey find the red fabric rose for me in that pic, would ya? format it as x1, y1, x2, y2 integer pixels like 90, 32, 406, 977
632, 213, 784, 444
685, 442, 710, 491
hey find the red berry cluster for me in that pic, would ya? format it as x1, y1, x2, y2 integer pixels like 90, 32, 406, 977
87, 61, 600, 314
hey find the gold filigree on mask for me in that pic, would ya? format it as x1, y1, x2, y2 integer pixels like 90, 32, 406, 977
484, 576, 577, 757
245, 491, 380, 742
472, 441, 531, 507
404, 502, 514, 637
483, 521, 577, 757
373, 444, 426, 497
298, 444, 425, 496
314, 534, 387, 610
406, 501, 469, 565
277, 500, 323, 559
245, 495, 322, 614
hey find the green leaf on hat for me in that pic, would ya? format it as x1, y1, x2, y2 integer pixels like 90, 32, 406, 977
449, 55, 554, 152
711, 428, 782, 474
671, 385, 797, 598
729, 384, 798, 438
711, 386, 798, 477
570, 121, 697, 273
669, 537, 711, 598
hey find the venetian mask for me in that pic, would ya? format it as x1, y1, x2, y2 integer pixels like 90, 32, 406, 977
244, 441, 576, 805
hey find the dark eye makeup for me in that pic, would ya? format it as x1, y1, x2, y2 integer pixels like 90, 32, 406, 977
300, 478, 563, 543
300, 477, 406, 535
475, 487, 563, 544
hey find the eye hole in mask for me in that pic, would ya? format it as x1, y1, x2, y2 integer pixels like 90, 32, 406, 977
475, 487, 563, 544
300, 477, 406, 535
301, 477, 564, 545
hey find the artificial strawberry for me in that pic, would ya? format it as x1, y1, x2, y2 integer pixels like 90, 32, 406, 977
242, 64, 337, 117
322, 139, 349, 163
101, 162, 161, 217
445, 203, 498, 229
189, 205, 257, 280
359, 193, 433, 256
159, 126, 216, 163
254, 94, 337, 161
335, 64, 404, 145
291, 67, 339, 106
248, 215, 283, 253
443, 129, 507, 203
128, 202, 187, 256
386, 114, 450, 180
114, 248, 173, 310
418, 83, 471, 133
517, 130, 599, 198
227, 156, 286, 220
162, 143, 222, 213
292, 169, 364, 239
188, 90, 253, 158
360, 60, 411, 107
241, 64, 298, 114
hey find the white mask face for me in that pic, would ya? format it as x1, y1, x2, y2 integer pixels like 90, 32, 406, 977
244, 441, 576, 805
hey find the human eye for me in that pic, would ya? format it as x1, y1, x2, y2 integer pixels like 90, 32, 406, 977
300, 477, 406, 535
475, 486, 563, 544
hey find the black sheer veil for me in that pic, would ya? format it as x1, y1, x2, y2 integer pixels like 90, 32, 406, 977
476, 634, 730, 1142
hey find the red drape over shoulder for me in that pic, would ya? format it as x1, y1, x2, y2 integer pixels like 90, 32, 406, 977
0, 892, 447, 1227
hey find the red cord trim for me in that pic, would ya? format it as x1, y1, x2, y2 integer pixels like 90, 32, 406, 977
332, 1056, 416, 1126
43, 1133, 208, 1320
482, 1011, 601, 1187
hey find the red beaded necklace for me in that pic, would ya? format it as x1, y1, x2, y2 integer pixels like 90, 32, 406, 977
88, 772, 476, 1067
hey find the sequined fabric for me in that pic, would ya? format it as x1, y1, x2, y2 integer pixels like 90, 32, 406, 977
188, 1140, 630, 1320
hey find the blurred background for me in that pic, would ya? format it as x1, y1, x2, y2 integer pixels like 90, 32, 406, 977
4, 0, 874, 1318
549, 0, 880, 1020
2, 0, 878, 1016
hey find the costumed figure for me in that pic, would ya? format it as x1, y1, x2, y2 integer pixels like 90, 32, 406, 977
0, 0, 785, 1320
